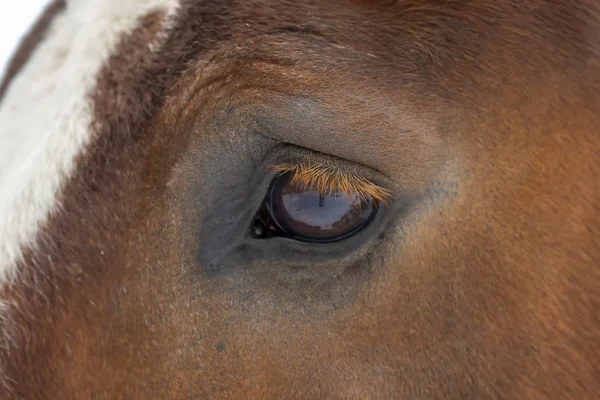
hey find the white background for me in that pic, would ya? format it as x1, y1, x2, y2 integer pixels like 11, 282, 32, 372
0, 0, 51, 80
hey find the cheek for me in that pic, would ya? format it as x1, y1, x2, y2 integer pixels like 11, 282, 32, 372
113, 191, 293, 395
116, 185, 397, 396
105, 201, 189, 394
115, 174, 516, 398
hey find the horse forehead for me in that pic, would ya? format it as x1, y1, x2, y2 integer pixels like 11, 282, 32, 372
0, 0, 179, 283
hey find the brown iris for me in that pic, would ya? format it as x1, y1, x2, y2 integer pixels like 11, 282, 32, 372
252, 172, 377, 243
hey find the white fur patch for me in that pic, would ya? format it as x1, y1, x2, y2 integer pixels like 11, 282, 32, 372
0, 0, 179, 283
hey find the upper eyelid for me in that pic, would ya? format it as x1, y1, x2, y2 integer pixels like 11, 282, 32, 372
266, 158, 391, 205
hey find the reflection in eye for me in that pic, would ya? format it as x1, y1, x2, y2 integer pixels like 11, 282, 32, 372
252, 171, 381, 243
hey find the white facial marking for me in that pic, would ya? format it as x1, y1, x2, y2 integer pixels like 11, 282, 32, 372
0, 0, 179, 283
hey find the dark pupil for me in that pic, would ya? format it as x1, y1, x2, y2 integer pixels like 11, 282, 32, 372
266, 173, 375, 242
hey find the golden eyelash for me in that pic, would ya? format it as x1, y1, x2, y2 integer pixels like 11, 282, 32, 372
269, 162, 391, 205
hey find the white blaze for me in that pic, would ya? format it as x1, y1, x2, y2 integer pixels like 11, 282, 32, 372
0, 0, 179, 283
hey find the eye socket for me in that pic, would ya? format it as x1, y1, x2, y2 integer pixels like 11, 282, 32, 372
252, 172, 378, 243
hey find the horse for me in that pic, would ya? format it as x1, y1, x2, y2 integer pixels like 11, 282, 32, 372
0, 0, 598, 398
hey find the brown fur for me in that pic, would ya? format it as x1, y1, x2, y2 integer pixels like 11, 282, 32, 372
0, 1, 599, 399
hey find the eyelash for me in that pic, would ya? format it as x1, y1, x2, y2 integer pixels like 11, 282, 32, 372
267, 162, 391, 205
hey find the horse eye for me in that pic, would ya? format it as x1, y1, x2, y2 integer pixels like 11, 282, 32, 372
252, 172, 377, 243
